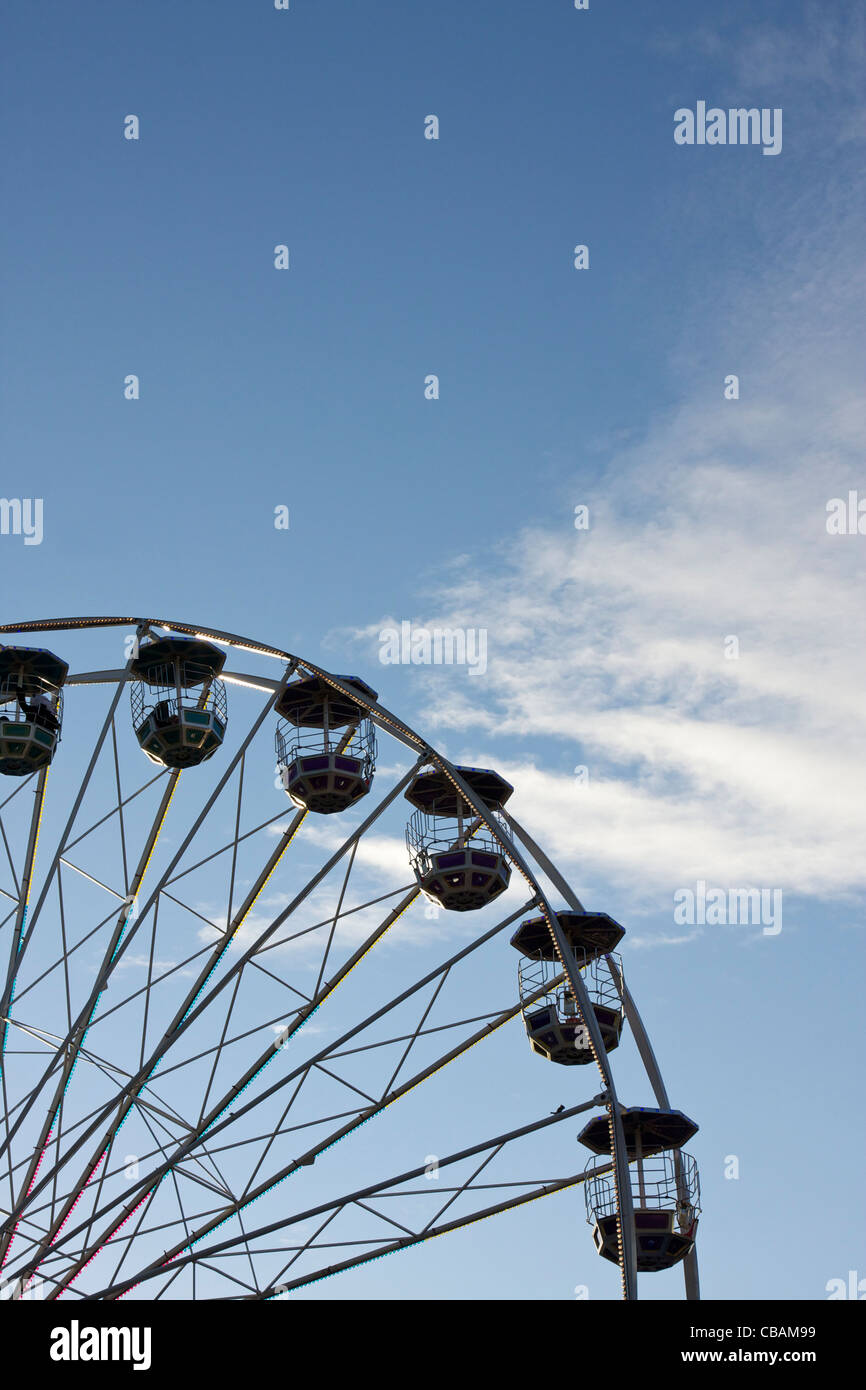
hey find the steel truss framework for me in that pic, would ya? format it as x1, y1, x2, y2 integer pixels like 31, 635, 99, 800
0, 617, 699, 1302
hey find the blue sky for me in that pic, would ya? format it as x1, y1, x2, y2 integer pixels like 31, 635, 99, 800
1, 1, 864, 1301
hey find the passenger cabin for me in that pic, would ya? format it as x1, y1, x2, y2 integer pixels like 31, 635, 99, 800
581, 1107, 701, 1272
512, 912, 626, 1065
0, 645, 68, 776
130, 636, 227, 769
405, 766, 513, 911
275, 673, 377, 814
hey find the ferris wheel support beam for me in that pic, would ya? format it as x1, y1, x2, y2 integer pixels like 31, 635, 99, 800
0, 769, 180, 1275
41, 898, 543, 1300
434, 766, 638, 1300
0, 669, 131, 1089
3, 730, 306, 1288
0, 676, 295, 1272
0, 666, 139, 1271
0, 677, 286, 1169
504, 810, 701, 1302
257, 1167, 606, 1300
13, 760, 425, 1292
10, 855, 403, 1287
0, 766, 48, 1226
89, 1171, 601, 1303
0, 766, 47, 1057
22, 865, 466, 1277
92, 1096, 609, 1298
93, 989, 563, 1300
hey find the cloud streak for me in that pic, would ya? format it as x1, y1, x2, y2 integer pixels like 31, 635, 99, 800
345, 173, 865, 910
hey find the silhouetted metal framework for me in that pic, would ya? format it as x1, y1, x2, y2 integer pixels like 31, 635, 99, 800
0, 617, 700, 1302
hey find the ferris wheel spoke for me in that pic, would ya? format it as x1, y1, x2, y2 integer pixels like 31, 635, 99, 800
10, 758, 169, 1034
0, 800, 28, 899
175, 897, 540, 1197
63, 765, 167, 858
378, 962, 451, 1099
2, 1068, 190, 1293
102, 1092, 248, 1292
19, 877, 435, 1288
7, 902, 120, 1020
0, 767, 49, 1210
311, 836, 357, 1000
256, 1175, 589, 1301
1, 871, 302, 1261
103, 1098, 606, 1300
0, 770, 41, 813
0, 682, 286, 1239
0, 769, 182, 1269
0, 671, 132, 1020
275, 1204, 343, 1278
0, 764, 179, 1162
47, 898, 546, 1301
0, 767, 48, 1050
194, 971, 245, 1132
4, 733, 419, 1290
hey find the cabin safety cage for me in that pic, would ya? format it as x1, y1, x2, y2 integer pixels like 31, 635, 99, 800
580, 1109, 701, 1273
517, 949, 624, 1066
404, 766, 514, 912
0, 645, 68, 776
0, 616, 702, 1302
274, 673, 377, 815
130, 635, 227, 770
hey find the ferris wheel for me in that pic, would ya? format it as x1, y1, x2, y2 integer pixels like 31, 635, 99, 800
0, 616, 701, 1302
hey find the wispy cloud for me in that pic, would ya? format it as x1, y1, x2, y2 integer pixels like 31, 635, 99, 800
341, 170, 865, 911
627, 931, 703, 951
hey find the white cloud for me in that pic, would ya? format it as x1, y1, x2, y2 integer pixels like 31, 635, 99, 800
339, 190, 865, 910
628, 931, 704, 951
